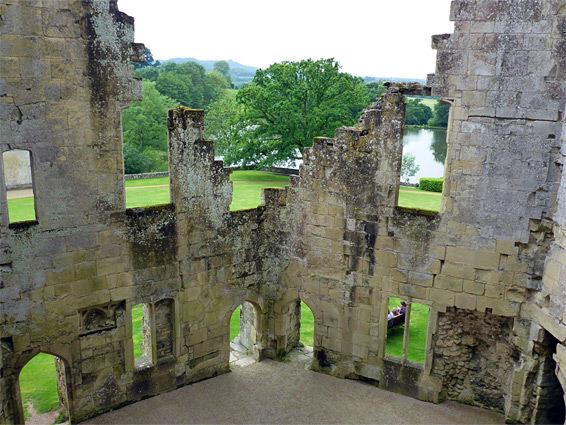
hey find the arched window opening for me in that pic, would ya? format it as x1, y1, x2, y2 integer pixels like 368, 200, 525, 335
229, 301, 259, 368
397, 97, 449, 214
385, 297, 429, 364
132, 303, 154, 368
3, 150, 37, 223
18, 353, 69, 424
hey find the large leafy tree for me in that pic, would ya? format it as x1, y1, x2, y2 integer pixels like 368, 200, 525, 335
122, 80, 177, 173
233, 58, 369, 167
205, 96, 251, 158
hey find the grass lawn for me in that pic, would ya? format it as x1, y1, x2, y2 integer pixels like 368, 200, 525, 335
398, 187, 441, 211
300, 302, 314, 347
7, 174, 439, 223
132, 305, 143, 359
385, 297, 429, 363
19, 354, 61, 419
6, 197, 36, 222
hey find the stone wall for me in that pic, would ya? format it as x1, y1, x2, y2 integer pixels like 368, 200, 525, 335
1, 0, 566, 424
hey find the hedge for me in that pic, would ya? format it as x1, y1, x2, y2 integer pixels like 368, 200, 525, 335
419, 177, 443, 192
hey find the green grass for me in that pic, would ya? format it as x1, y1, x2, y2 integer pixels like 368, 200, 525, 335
398, 187, 441, 212
230, 305, 241, 341
19, 354, 61, 419
231, 182, 288, 211
385, 297, 429, 363
7, 197, 36, 222
7, 175, 438, 223
230, 170, 289, 182
132, 305, 143, 359
300, 302, 314, 347
125, 177, 169, 187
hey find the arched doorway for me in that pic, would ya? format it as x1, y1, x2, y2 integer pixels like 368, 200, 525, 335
18, 353, 69, 424
229, 301, 261, 367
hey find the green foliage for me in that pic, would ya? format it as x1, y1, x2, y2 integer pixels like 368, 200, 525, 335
154, 61, 226, 110
419, 177, 443, 192
405, 98, 433, 126
122, 80, 176, 174
401, 153, 420, 182
134, 66, 159, 82
233, 58, 369, 168
214, 60, 233, 88
19, 354, 61, 418
205, 96, 251, 157
366, 81, 387, 103
428, 101, 450, 128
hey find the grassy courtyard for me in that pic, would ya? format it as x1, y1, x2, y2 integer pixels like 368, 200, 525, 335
6, 171, 441, 223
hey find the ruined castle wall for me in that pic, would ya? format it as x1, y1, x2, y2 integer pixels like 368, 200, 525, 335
2, 0, 566, 423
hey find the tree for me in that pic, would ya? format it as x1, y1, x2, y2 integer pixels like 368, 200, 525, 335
122, 80, 177, 173
401, 153, 420, 183
366, 81, 387, 103
154, 61, 223, 109
135, 47, 156, 69
205, 96, 252, 158
134, 66, 159, 82
428, 101, 450, 128
233, 58, 369, 167
213, 60, 233, 88
405, 98, 433, 126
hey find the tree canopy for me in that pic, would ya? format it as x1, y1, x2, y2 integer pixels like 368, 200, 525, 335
122, 80, 176, 173
405, 98, 433, 126
230, 58, 368, 167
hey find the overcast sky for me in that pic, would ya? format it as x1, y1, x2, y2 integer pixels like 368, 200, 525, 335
117, 0, 454, 80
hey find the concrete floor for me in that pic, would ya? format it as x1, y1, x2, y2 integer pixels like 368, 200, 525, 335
83, 360, 504, 424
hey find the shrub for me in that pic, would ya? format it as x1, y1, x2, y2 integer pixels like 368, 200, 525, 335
419, 177, 443, 192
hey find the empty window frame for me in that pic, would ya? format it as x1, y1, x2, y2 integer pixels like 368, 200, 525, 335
385, 297, 430, 364
3, 150, 37, 223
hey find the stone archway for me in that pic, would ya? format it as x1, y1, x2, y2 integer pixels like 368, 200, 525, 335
15, 351, 71, 424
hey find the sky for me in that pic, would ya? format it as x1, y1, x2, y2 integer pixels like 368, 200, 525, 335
117, 0, 455, 80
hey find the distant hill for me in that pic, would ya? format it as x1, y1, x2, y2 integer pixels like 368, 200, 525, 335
159, 57, 427, 88
159, 58, 258, 88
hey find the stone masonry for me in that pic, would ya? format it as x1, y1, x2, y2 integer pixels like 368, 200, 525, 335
1, 0, 565, 423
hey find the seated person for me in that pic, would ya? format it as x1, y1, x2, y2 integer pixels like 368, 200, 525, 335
400, 301, 407, 315
387, 309, 394, 320
392, 307, 400, 316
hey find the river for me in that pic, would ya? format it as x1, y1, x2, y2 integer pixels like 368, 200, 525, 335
402, 127, 447, 184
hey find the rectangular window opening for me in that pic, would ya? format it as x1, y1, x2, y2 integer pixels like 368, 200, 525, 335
122, 80, 171, 208
132, 303, 154, 368
397, 96, 449, 213
385, 297, 430, 364
3, 150, 37, 223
